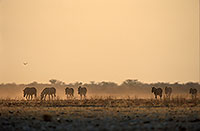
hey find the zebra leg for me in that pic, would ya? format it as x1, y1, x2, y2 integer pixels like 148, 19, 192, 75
44, 94, 46, 100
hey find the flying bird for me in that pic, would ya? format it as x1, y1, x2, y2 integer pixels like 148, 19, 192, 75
23, 62, 28, 66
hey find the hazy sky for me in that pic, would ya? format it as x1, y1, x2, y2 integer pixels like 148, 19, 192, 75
0, 0, 199, 84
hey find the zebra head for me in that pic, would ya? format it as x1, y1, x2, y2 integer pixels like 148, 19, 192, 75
35, 92, 37, 97
41, 91, 44, 100
78, 86, 81, 94
23, 87, 29, 97
152, 87, 156, 93
23, 89, 26, 97
65, 87, 69, 94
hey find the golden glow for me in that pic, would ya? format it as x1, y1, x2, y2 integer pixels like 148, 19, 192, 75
0, 0, 199, 84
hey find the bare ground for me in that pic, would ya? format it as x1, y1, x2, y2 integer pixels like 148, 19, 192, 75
0, 99, 200, 131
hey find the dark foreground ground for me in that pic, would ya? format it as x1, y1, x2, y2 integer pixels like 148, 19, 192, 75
0, 99, 200, 131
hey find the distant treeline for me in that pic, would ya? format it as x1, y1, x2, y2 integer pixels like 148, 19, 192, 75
0, 79, 199, 98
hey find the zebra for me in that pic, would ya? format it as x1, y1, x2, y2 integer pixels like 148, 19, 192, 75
78, 86, 87, 99
23, 87, 37, 100
65, 87, 74, 98
165, 86, 172, 99
41, 87, 56, 100
189, 88, 197, 99
152, 87, 163, 99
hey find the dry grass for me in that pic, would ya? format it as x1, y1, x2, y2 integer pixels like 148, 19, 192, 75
0, 96, 199, 108
0, 97, 200, 130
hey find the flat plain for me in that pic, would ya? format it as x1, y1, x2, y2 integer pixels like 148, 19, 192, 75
0, 98, 200, 131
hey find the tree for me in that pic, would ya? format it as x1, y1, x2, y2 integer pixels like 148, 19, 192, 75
121, 79, 138, 87
98, 81, 118, 88
49, 79, 57, 85
28, 81, 38, 86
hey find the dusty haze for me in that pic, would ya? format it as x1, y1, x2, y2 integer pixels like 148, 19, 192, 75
0, 80, 199, 99
0, 0, 199, 84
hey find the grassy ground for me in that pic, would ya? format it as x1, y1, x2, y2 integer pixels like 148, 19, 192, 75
0, 98, 200, 131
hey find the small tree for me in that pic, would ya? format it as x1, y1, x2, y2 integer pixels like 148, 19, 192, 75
49, 79, 57, 85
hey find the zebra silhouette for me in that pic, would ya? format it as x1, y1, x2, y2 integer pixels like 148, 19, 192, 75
23, 87, 37, 100
152, 87, 163, 99
78, 86, 87, 99
41, 87, 56, 100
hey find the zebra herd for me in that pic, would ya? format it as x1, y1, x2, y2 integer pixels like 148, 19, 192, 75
23, 86, 87, 100
151, 87, 173, 99
152, 86, 198, 99
23, 86, 198, 100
